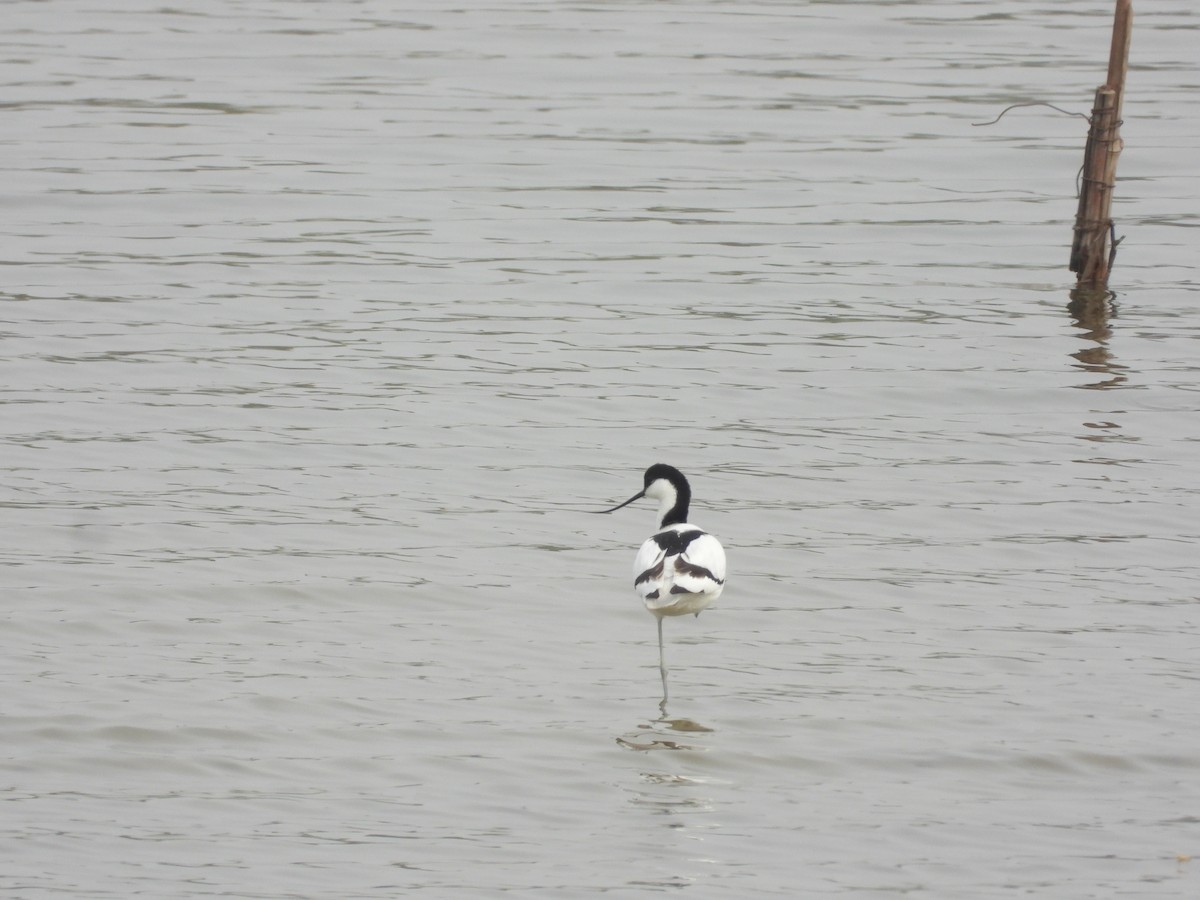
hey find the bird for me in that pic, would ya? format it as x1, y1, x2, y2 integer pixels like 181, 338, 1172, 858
596, 464, 726, 708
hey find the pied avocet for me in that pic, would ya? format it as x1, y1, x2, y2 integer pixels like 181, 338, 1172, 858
596, 463, 726, 707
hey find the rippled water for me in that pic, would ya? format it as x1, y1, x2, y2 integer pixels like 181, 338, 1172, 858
4, 1, 1200, 897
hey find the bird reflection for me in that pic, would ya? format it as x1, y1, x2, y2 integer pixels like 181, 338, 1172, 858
616, 713, 714, 752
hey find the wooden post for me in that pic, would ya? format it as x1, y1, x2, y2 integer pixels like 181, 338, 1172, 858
1069, 0, 1132, 290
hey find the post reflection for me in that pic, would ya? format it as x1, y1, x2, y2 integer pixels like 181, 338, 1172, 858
1068, 287, 1128, 390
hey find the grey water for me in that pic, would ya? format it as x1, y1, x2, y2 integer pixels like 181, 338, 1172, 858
3, 1, 1199, 897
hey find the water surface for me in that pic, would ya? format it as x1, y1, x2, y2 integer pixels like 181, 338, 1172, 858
3, 1, 1200, 897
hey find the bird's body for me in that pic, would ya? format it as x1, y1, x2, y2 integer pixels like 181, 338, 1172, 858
596, 463, 726, 709
633, 523, 726, 618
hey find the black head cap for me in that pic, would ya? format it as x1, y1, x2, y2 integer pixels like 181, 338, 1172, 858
644, 464, 691, 527
644, 463, 686, 489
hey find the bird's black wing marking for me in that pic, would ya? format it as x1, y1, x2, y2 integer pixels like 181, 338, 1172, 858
651, 529, 705, 556
674, 557, 724, 585
634, 558, 665, 587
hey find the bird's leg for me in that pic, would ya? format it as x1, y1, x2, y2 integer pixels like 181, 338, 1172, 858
657, 616, 669, 713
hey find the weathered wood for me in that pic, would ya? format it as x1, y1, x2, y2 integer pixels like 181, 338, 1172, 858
1106, 0, 1133, 120
1069, 0, 1132, 290
1069, 88, 1119, 284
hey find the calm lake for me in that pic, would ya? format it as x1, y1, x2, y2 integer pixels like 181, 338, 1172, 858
3, 1, 1199, 897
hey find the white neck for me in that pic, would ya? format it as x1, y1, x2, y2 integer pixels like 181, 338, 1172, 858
647, 479, 677, 526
